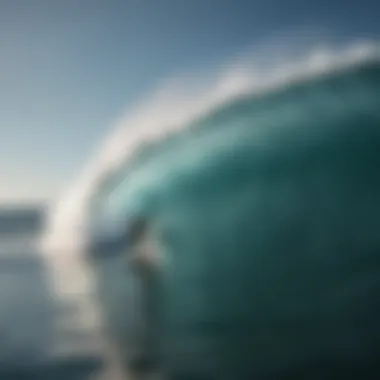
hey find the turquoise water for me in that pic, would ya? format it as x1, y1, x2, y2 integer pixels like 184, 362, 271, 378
98, 62, 380, 219
91, 61, 380, 378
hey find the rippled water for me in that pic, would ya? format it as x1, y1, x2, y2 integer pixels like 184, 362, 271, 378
0, 210, 105, 379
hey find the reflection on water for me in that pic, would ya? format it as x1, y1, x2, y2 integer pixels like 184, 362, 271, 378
0, 209, 107, 379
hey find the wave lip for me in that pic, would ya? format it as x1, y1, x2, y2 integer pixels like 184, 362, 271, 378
40, 40, 380, 255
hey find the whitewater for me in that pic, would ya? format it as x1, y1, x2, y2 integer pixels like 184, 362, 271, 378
40, 39, 380, 256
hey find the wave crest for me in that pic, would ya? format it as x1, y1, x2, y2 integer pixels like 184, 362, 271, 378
40, 39, 380, 255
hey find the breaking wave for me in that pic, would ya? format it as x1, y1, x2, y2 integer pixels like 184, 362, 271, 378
40, 39, 380, 256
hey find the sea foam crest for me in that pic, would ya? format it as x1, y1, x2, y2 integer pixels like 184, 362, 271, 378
40, 40, 380, 256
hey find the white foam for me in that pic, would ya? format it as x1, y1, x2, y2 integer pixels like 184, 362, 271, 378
40, 39, 380, 256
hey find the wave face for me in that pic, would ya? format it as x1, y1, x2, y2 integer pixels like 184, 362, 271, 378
42, 42, 380, 377
91, 61, 380, 377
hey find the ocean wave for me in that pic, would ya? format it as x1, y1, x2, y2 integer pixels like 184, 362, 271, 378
40, 39, 380, 255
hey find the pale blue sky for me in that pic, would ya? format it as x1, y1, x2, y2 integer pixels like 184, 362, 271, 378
1, 0, 379, 204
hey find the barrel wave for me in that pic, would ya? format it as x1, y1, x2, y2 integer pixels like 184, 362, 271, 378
42, 42, 380, 379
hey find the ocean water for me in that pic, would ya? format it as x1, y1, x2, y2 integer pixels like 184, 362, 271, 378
0, 208, 104, 379
42, 45, 380, 379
